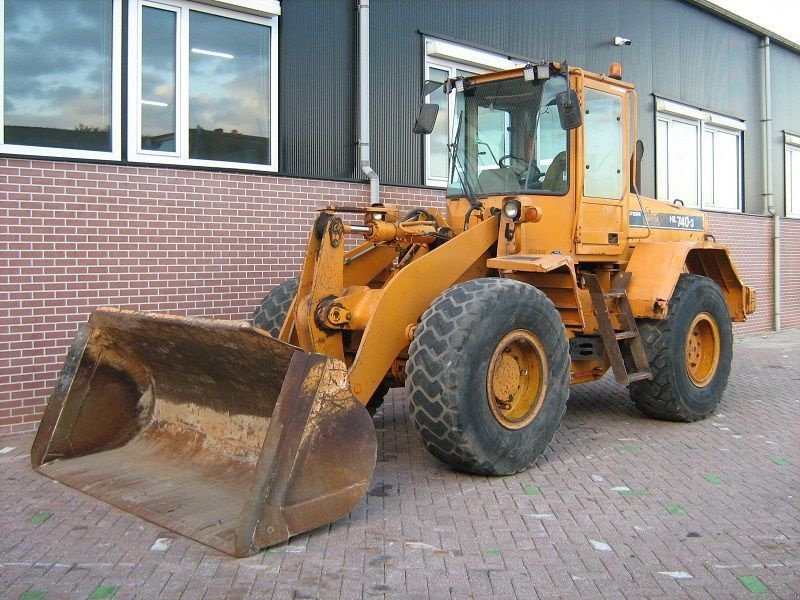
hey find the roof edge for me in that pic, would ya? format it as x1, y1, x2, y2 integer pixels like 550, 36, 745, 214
683, 0, 800, 53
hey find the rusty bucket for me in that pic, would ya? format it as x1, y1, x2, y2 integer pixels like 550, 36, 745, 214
31, 308, 376, 557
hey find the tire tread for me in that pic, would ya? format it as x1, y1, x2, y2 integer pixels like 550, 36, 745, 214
252, 278, 299, 336
630, 274, 732, 422
407, 278, 570, 475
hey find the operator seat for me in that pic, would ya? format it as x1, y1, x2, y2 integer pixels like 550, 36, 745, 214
541, 151, 567, 193
477, 168, 521, 192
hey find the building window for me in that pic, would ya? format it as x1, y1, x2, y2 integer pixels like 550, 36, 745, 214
423, 38, 523, 187
0, 0, 278, 169
655, 98, 744, 212
129, 0, 279, 171
0, 0, 122, 159
787, 134, 800, 218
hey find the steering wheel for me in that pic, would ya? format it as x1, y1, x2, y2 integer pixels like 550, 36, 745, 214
499, 154, 544, 188
498, 154, 528, 172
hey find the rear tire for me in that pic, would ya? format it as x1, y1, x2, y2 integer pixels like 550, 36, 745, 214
251, 277, 387, 415
406, 278, 570, 476
252, 278, 299, 336
630, 274, 732, 422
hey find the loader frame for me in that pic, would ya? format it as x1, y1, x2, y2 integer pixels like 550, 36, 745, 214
32, 60, 755, 558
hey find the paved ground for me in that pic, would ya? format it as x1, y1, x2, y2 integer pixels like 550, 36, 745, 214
1, 329, 798, 599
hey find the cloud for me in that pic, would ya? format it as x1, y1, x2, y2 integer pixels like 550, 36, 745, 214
189, 67, 270, 138
8, 89, 111, 131
4, 0, 112, 131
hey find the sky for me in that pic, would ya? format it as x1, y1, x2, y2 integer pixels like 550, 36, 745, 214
705, 0, 800, 45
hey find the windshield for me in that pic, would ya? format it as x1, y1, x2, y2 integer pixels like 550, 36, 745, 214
447, 75, 569, 198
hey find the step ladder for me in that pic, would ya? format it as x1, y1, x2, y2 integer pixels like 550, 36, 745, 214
584, 272, 651, 385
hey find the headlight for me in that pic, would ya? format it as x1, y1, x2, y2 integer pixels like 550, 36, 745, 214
503, 199, 522, 221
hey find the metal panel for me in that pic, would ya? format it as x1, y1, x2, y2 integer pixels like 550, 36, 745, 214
279, 0, 356, 180
770, 44, 800, 216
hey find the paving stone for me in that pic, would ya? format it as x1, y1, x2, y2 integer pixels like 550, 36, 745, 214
1, 330, 798, 598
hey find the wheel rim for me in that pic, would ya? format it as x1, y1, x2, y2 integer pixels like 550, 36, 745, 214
487, 330, 547, 430
685, 312, 721, 387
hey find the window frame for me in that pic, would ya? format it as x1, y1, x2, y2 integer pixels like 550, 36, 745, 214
656, 113, 701, 206
0, 0, 123, 161
655, 97, 745, 213
786, 132, 800, 219
701, 123, 742, 211
423, 37, 524, 188
127, 0, 279, 172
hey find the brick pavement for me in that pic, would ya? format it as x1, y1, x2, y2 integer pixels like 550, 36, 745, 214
1, 330, 798, 599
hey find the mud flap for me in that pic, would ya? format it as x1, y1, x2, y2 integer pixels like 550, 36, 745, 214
31, 308, 377, 557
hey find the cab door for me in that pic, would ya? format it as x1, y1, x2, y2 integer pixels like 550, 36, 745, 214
575, 85, 629, 256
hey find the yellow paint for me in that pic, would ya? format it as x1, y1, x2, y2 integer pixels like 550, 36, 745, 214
278, 63, 752, 395
347, 215, 498, 404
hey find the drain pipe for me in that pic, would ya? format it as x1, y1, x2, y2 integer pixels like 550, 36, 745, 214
761, 36, 780, 331
357, 0, 380, 204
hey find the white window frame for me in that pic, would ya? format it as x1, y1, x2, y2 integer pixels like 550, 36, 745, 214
702, 124, 742, 211
127, 0, 279, 172
655, 98, 745, 213
656, 113, 701, 206
424, 37, 524, 187
0, 0, 122, 160
786, 133, 800, 218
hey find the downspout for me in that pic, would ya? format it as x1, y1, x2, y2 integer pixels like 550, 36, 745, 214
357, 0, 380, 204
761, 36, 780, 331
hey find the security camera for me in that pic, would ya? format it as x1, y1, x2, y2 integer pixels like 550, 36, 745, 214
614, 37, 632, 46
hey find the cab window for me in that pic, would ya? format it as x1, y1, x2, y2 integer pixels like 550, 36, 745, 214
583, 88, 624, 199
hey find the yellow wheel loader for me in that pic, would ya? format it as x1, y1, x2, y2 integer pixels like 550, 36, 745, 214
32, 62, 755, 557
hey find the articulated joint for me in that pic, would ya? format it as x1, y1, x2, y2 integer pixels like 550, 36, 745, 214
314, 213, 345, 247
314, 286, 380, 331
315, 298, 352, 330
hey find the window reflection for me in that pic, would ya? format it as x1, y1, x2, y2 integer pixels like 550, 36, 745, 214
428, 67, 449, 180
669, 120, 699, 205
188, 11, 270, 164
141, 6, 176, 152
3, 0, 113, 151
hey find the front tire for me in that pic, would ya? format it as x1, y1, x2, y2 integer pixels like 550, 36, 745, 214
251, 277, 388, 415
406, 278, 570, 476
630, 274, 733, 422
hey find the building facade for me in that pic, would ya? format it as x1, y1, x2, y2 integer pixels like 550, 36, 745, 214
3, 0, 800, 435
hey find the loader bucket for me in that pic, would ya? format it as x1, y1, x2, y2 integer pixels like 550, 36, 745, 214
31, 308, 376, 557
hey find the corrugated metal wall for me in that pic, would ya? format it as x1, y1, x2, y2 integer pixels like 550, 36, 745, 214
279, 0, 800, 215
771, 43, 800, 216
279, 0, 357, 180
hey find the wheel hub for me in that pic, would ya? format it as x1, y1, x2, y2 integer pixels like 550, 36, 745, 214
487, 330, 547, 430
685, 312, 721, 387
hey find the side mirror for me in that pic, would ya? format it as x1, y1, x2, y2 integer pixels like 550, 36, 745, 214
413, 80, 443, 134
556, 90, 582, 130
630, 139, 644, 192
420, 80, 443, 96
413, 104, 439, 134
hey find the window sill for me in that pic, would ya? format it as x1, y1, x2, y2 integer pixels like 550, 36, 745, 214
129, 153, 277, 173
0, 144, 120, 162
700, 205, 743, 215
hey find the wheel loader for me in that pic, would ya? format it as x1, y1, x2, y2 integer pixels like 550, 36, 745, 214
32, 61, 755, 557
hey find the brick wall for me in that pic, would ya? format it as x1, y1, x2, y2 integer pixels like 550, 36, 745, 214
1, 158, 443, 435
705, 211, 800, 333
703, 212, 775, 335
780, 217, 800, 329
2, 158, 794, 435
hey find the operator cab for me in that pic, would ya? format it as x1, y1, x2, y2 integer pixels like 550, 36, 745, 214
415, 63, 582, 201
